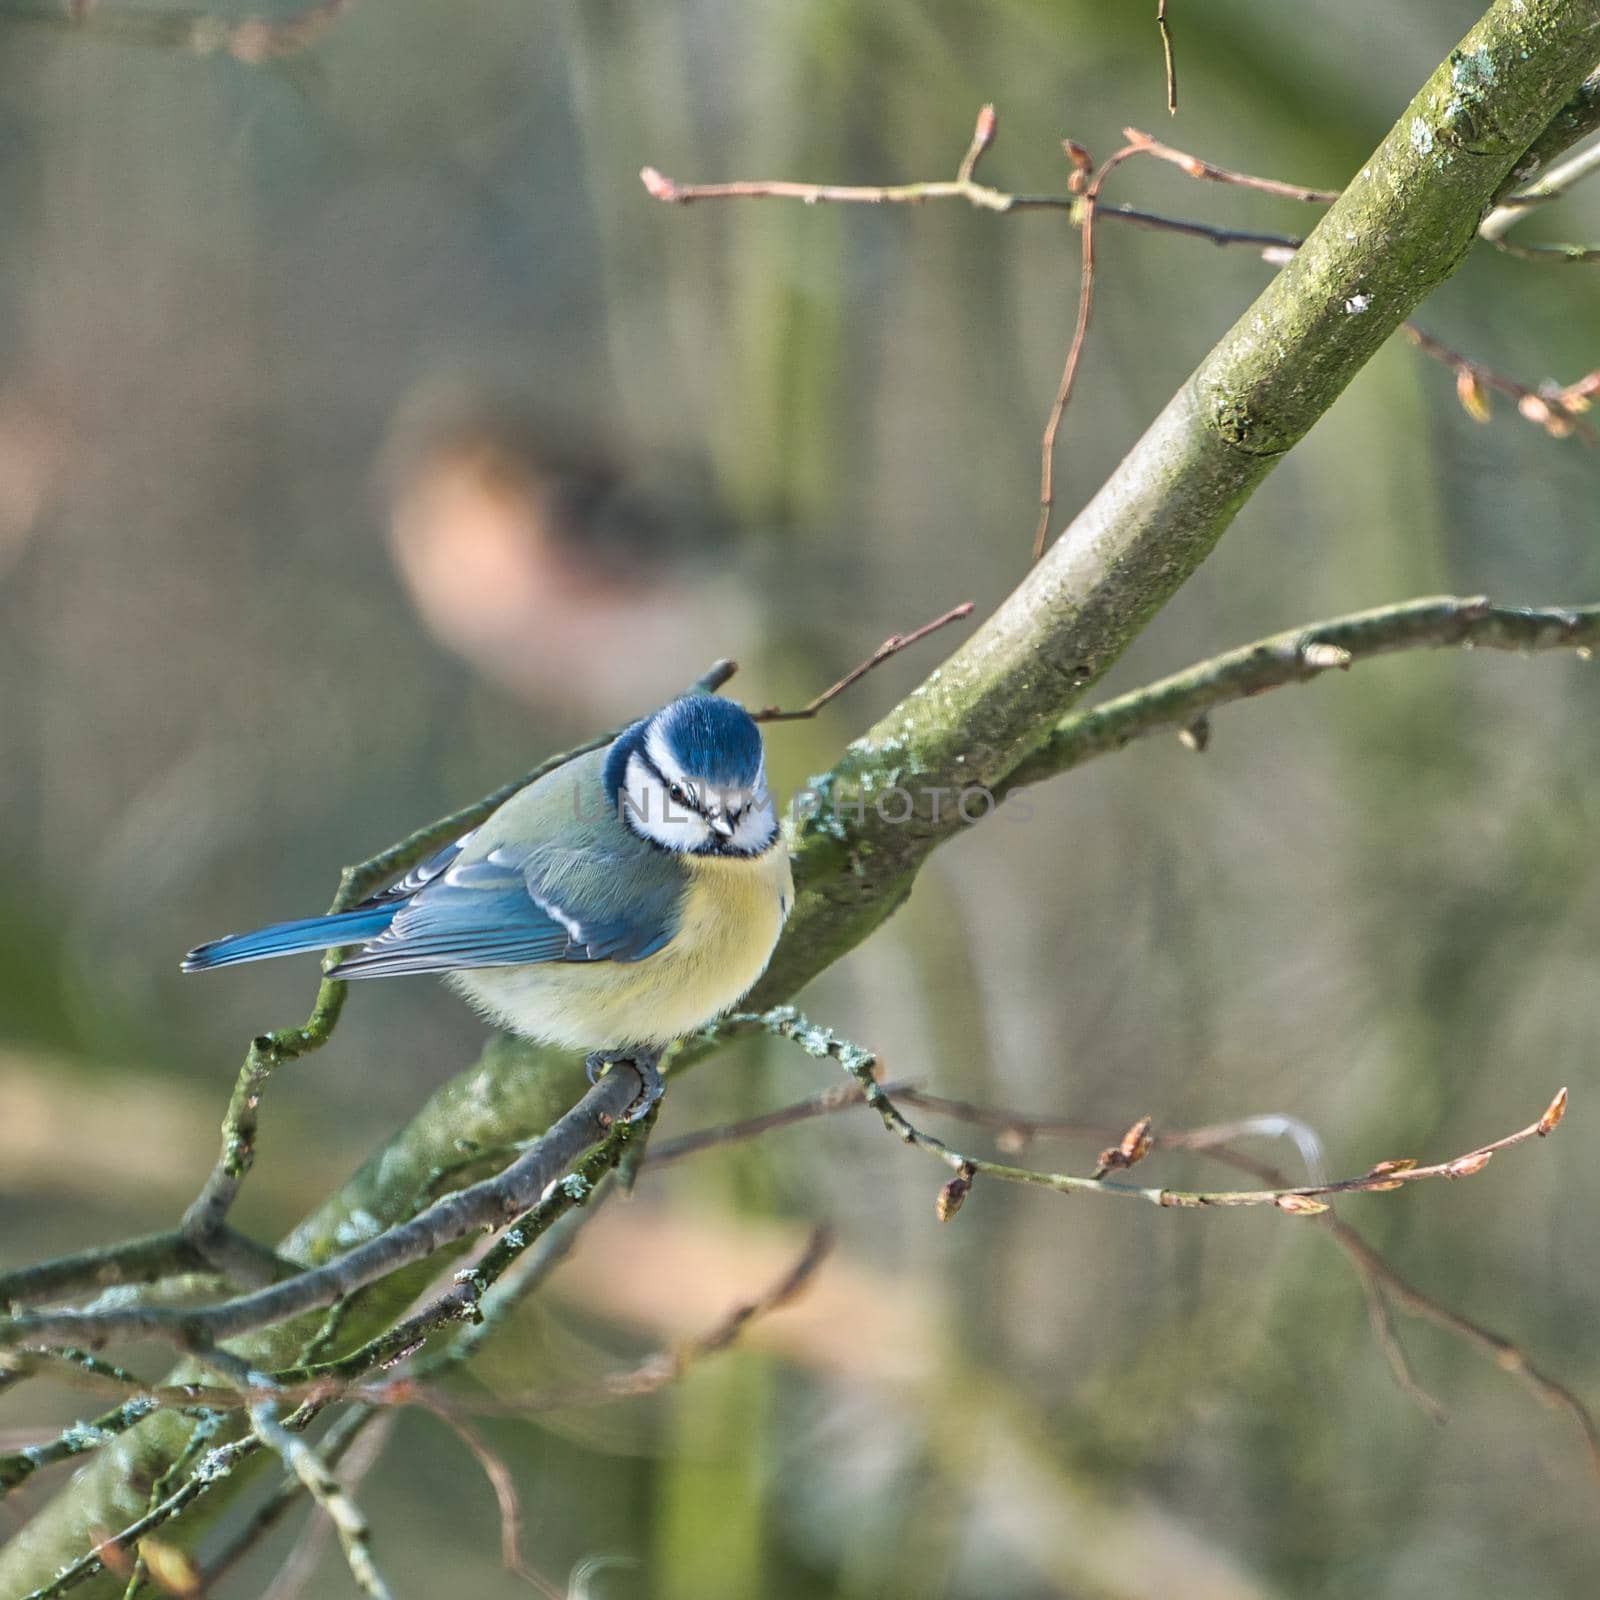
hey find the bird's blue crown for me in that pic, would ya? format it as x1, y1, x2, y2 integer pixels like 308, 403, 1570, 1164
604, 693, 765, 798
656, 694, 764, 786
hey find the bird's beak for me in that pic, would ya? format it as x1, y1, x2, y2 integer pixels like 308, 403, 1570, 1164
709, 811, 735, 839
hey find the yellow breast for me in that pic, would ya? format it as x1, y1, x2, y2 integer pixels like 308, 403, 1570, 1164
451, 842, 793, 1051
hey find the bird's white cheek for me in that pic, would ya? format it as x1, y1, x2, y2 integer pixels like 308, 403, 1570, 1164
731, 798, 779, 855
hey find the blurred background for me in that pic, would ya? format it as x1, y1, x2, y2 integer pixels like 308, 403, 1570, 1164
1, 1, 1598, 1595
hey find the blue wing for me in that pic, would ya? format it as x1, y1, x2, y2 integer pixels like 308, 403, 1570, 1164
325, 843, 683, 979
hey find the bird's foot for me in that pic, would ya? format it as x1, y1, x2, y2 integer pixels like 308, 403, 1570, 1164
585, 1047, 664, 1124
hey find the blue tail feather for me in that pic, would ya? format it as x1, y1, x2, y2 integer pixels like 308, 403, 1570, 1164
181, 904, 399, 972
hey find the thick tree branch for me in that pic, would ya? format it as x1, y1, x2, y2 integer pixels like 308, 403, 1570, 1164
745, 0, 1600, 1007
1495, 66, 1600, 193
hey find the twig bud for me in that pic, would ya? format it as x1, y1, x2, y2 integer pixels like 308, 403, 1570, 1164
1094, 1116, 1154, 1178
1516, 393, 1574, 437
1062, 140, 1094, 195
1301, 641, 1352, 670
1537, 1086, 1569, 1136
937, 1166, 975, 1222
1178, 716, 1210, 753
1455, 367, 1493, 423
1274, 1193, 1329, 1215
973, 104, 998, 152
1446, 1150, 1494, 1178
1560, 371, 1598, 412
640, 167, 679, 202
1363, 1157, 1417, 1192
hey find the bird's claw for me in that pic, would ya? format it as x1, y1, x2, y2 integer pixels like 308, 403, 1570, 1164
585, 1049, 663, 1124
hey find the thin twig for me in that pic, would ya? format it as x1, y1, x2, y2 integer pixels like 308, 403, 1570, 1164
1480, 134, 1600, 244
249, 1403, 392, 1600
203, 1404, 387, 1593
641, 166, 1064, 213
17, 1437, 261, 1600
1102, 201, 1301, 252
1033, 139, 1144, 560
1001, 594, 1600, 794
405, 1227, 834, 1417
1400, 324, 1596, 439
648, 113, 1585, 562
956, 103, 998, 185
1323, 1214, 1600, 1487
1157, 1, 1177, 115
735, 1006, 1567, 1212
644, 1080, 901, 1166
751, 604, 974, 721
1121, 125, 1341, 203
655, 1038, 1596, 1479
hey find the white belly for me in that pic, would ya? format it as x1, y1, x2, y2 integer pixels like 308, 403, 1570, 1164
447, 844, 792, 1051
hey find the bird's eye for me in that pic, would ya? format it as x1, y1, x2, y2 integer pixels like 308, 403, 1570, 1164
668, 782, 690, 808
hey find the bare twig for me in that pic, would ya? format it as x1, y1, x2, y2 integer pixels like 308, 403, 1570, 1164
1481, 133, 1600, 247
751, 603, 974, 721
1106, 129, 1593, 437
17, 1436, 261, 1600
648, 111, 1590, 567
418, 1227, 834, 1417
1121, 125, 1341, 203
644, 1080, 898, 1165
956, 103, 998, 185
1400, 324, 1596, 438
736, 1007, 1567, 1212
1002, 594, 1600, 793
1033, 139, 1145, 560
1157, 1, 1177, 115
649, 1042, 1596, 1480
249, 1403, 392, 1600
1323, 1214, 1600, 1487
202, 1404, 388, 1594
908, 1090, 1600, 1466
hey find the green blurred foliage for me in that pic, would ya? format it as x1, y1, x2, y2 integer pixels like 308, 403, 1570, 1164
0, 1, 1597, 1595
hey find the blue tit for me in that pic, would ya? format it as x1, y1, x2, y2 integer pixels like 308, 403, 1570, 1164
182, 693, 792, 1109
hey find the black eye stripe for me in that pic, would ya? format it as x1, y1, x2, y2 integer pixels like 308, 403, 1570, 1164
640, 756, 708, 817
